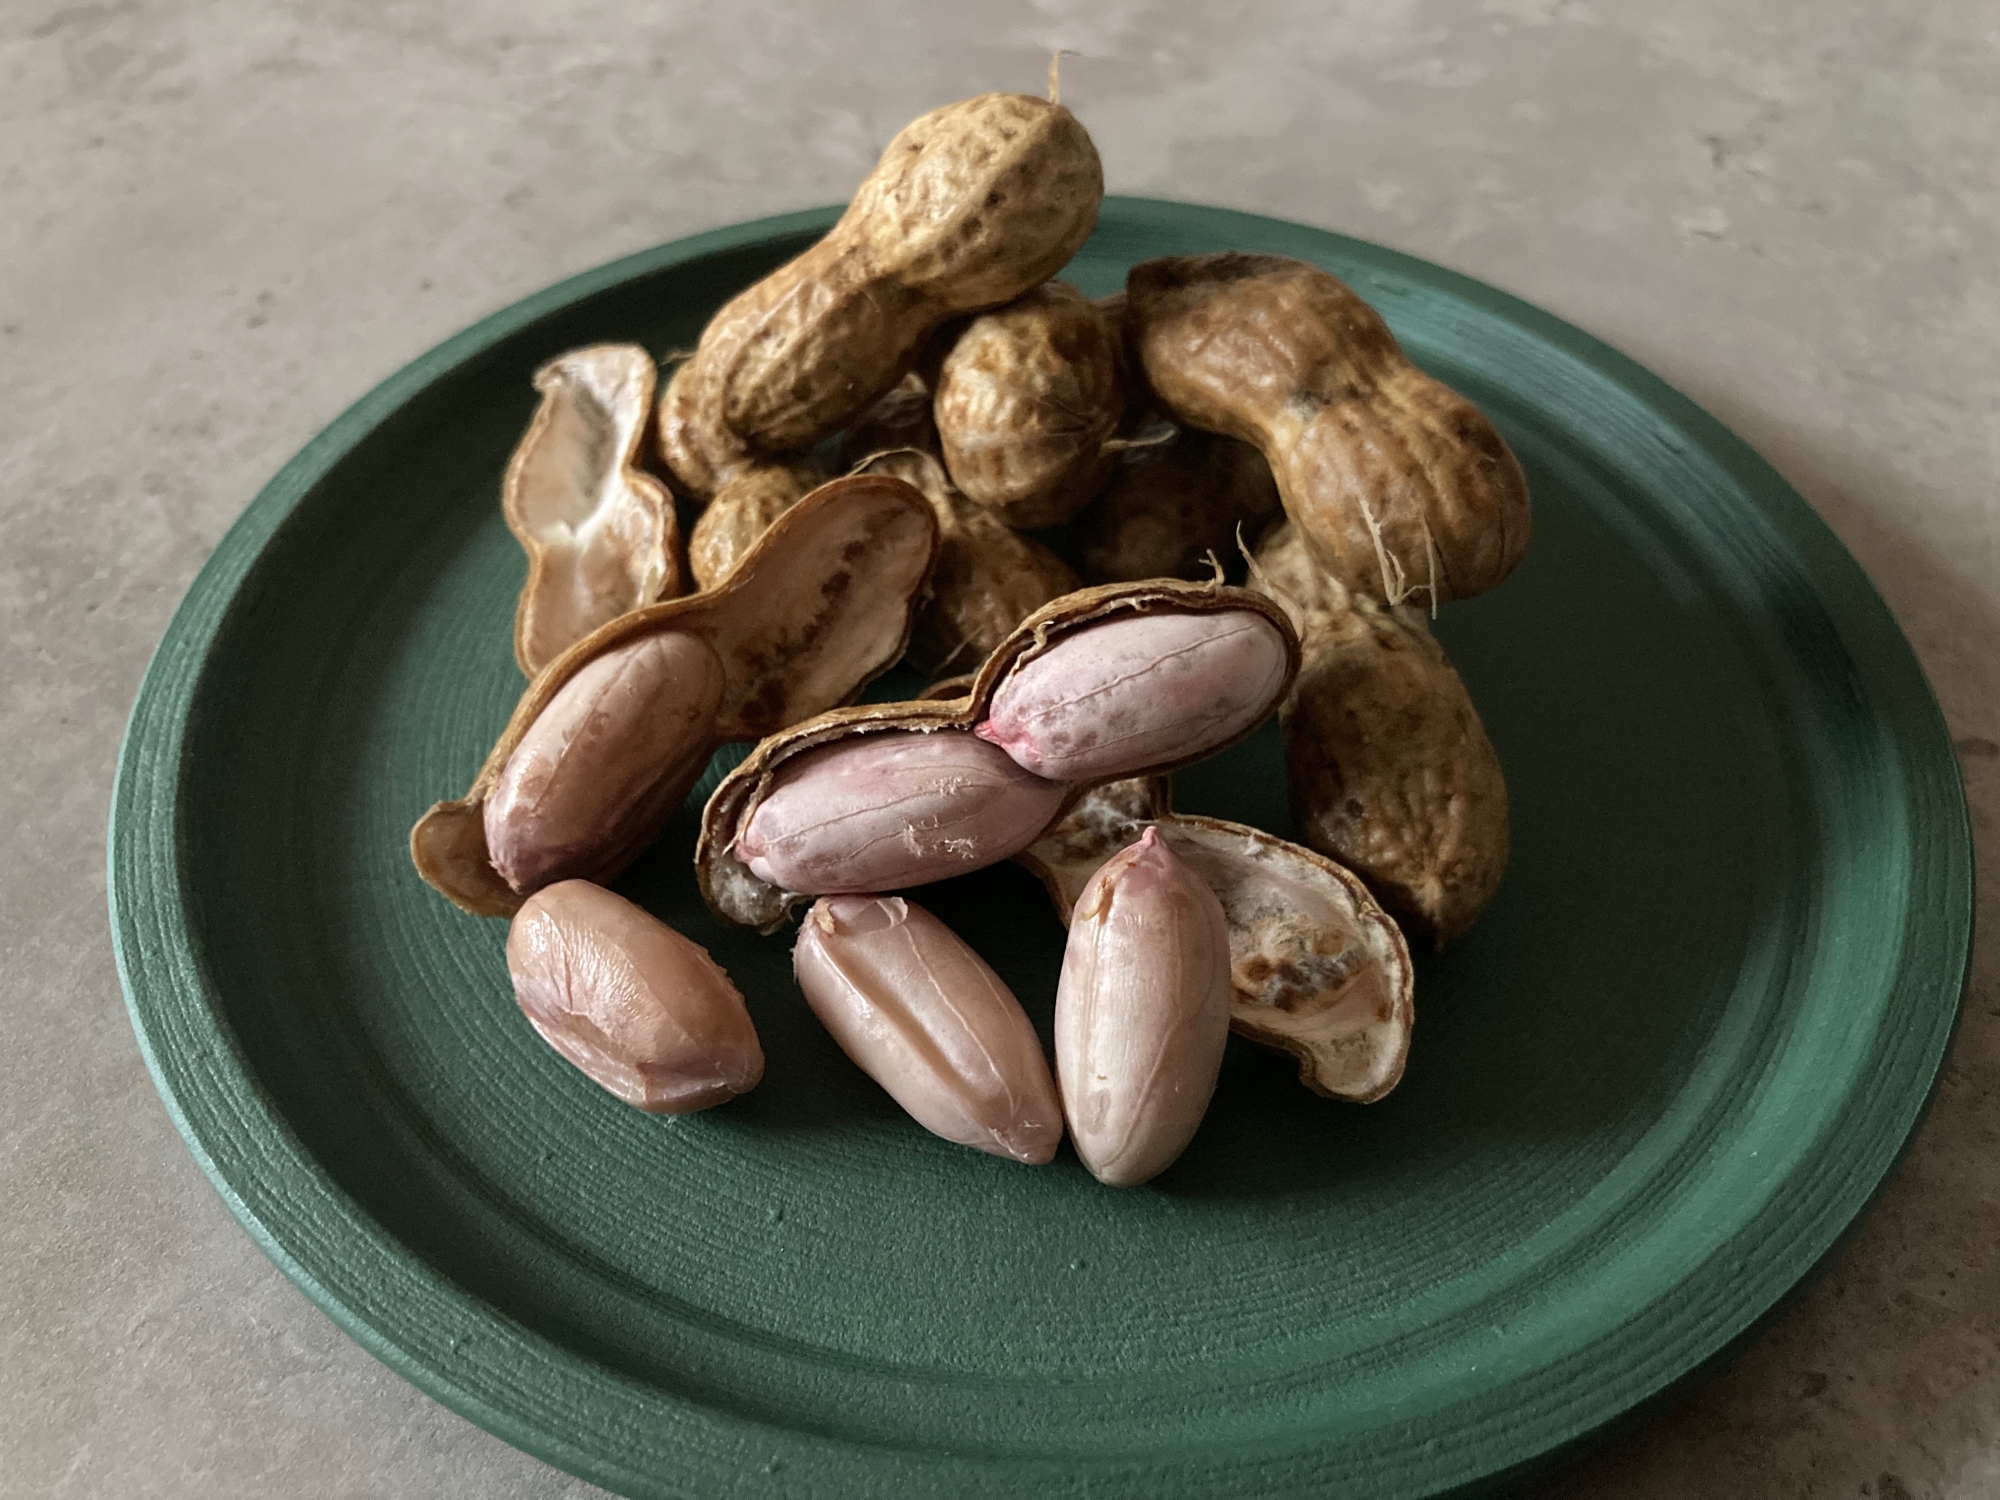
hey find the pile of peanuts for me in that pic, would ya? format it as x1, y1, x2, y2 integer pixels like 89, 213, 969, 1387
411, 79, 1524, 1187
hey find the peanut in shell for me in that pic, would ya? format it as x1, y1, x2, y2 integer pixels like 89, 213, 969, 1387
660, 92, 1104, 500
1252, 522, 1510, 944
933, 279, 1126, 529
410, 473, 939, 917
1126, 252, 1529, 607
697, 579, 1299, 932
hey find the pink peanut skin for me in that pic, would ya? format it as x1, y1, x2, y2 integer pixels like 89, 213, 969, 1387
794, 896, 1063, 1163
506, 881, 763, 1113
733, 730, 1067, 894
976, 608, 1290, 782
1054, 827, 1233, 1186
485, 632, 726, 894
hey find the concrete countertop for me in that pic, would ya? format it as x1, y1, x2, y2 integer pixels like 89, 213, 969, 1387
4, 1, 1994, 1495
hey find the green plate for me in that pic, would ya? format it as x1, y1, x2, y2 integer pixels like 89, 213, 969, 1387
109, 200, 1972, 1498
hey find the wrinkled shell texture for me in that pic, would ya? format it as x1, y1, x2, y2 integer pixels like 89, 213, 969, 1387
484, 632, 726, 895
506, 345, 682, 675
1128, 252, 1529, 605
1081, 426, 1281, 585
1258, 526, 1510, 943
934, 280, 1125, 528
856, 448, 1079, 678
506, 881, 763, 1113
660, 93, 1103, 500
978, 607, 1292, 782
1055, 829, 1233, 1186
735, 730, 1068, 895
411, 476, 937, 916
793, 896, 1062, 1162
687, 458, 824, 591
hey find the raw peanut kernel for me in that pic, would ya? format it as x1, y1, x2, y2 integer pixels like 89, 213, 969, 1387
506, 881, 763, 1113
1054, 827, 1233, 1186
794, 896, 1062, 1163
733, 730, 1066, 895
485, 631, 725, 895
977, 607, 1289, 782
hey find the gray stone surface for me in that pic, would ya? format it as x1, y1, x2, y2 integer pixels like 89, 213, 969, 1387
2, 0, 1994, 1494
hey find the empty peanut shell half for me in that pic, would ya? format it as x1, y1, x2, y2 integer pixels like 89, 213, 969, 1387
1253, 522, 1509, 945
697, 579, 1299, 932
1019, 777, 1415, 1104
411, 473, 939, 917
507, 880, 763, 1113
794, 895, 1063, 1163
505, 345, 686, 677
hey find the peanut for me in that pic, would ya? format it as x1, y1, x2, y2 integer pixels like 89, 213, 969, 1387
933, 280, 1125, 528
507, 880, 762, 1113
1080, 423, 1281, 585
733, 730, 1068, 895
1126, 252, 1529, 606
976, 606, 1291, 781
793, 895, 1062, 1162
1054, 827, 1232, 1186
661, 93, 1103, 500
1019, 778, 1415, 1103
484, 631, 725, 894
1254, 522, 1509, 943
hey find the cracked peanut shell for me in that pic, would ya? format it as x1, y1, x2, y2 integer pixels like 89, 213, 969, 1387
410, 473, 938, 917
697, 579, 1299, 932
504, 345, 686, 675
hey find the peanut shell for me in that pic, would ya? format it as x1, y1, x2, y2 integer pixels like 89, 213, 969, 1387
697, 579, 1299, 932
411, 474, 938, 916
1253, 522, 1509, 944
661, 92, 1104, 500
933, 280, 1126, 529
1127, 253, 1529, 606
504, 345, 685, 675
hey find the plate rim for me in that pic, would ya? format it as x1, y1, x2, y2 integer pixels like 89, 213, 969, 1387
108, 196, 1974, 1498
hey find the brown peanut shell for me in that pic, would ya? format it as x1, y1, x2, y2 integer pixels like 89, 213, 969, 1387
504, 346, 686, 676
660, 93, 1104, 500
1017, 777, 1415, 1103
1127, 253, 1529, 606
411, 475, 939, 917
697, 579, 1300, 933
933, 280, 1126, 529
1080, 423, 1281, 584
1253, 523, 1509, 944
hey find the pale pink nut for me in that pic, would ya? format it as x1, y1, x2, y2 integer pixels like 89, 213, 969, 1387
794, 896, 1063, 1163
506, 880, 763, 1113
733, 730, 1067, 894
976, 608, 1289, 781
1054, 827, 1233, 1186
485, 631, 726, 894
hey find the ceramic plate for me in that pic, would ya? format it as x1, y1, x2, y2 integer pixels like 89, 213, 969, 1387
109, 200, 1971, 1498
